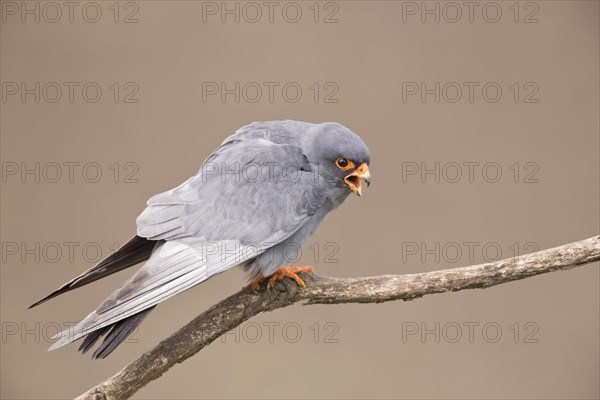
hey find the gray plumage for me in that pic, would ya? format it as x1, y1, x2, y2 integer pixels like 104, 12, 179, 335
32, 120, 371, 357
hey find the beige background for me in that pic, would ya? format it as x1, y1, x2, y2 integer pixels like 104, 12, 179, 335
1, 1, 599, 399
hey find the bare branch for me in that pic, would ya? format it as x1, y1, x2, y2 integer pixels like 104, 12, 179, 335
77, 236, 599, 400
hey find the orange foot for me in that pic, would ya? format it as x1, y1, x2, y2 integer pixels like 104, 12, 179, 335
251, 275, 265, 292
251, 266, 315, 292
268, 265, 315, 289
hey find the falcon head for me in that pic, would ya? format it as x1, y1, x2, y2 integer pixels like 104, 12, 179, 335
302, 122, 371, 196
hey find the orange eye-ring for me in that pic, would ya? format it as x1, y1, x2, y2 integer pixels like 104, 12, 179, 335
335, 157, 354, 171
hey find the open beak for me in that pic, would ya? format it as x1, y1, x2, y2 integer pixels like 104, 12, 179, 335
344, 163, 371, 196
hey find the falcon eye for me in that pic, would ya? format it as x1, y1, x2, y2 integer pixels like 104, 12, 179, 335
335, 157, 354, 171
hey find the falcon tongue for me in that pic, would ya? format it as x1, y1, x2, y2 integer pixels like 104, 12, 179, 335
344, 163, 371, 196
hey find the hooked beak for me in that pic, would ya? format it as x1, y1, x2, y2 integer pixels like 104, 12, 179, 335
344, 163, 371, 196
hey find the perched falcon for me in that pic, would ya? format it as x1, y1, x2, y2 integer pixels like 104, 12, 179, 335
30, 120, 371, 358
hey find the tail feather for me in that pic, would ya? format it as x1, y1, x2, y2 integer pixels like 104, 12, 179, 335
44, 239, 252, 358
76, 306, 156, 359
91, 306, 155, 359
30, 235, 156, 308
78, 326, 111, 354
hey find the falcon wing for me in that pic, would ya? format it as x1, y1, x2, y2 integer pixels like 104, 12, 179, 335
137, 137, 325, 244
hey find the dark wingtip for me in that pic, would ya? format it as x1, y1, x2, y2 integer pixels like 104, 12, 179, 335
28, 235, 155, 310
28, 292, 61, 309
29, 285, 74, 308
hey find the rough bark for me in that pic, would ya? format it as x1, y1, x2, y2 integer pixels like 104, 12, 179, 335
77, 236, 599, 400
